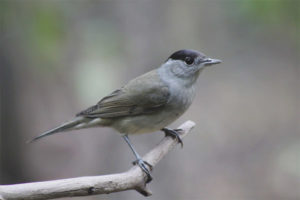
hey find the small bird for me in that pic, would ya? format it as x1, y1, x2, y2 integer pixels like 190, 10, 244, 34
30, 49, 221, 182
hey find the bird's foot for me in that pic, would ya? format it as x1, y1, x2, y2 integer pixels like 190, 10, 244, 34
132, 158, 153, 183
162, 128, 183, 148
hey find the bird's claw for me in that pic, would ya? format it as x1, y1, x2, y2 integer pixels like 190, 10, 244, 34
132, 159, 153, 170
162, 128, 183, 148
132, 158, 153, 183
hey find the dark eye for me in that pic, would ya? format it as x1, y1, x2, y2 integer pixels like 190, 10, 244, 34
184, 57, 194, 65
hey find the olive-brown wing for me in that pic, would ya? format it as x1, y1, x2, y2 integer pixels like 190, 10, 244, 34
77, 71, 170, 118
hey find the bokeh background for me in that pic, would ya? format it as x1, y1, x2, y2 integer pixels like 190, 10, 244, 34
0, 0, 299, 199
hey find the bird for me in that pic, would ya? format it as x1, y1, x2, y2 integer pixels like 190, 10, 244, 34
30, 49, 221, 182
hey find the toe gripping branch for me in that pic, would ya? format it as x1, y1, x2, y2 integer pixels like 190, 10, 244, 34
132, 159, 153, 183
161, 128, 183, 148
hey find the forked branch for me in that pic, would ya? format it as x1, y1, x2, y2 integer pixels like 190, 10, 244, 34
0, 121, 195, 200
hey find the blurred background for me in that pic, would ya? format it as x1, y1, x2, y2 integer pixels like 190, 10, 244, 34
0, 0, 299, 199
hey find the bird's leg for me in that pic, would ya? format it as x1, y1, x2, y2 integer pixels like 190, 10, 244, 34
122, 135, 153, 183
161, 128, 183, 148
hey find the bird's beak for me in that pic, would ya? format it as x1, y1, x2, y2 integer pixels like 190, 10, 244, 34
202, 58, 222, 66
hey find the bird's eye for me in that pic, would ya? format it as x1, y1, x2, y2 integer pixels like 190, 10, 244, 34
184, 57, 194, 65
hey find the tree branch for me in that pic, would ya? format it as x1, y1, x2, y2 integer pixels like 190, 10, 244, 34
0, 121, 195, 200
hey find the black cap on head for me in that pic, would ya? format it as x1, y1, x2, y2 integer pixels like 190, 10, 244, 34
167, 49, 206, 65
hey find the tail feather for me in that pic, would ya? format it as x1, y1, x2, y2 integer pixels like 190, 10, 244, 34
28, 117, 85, 143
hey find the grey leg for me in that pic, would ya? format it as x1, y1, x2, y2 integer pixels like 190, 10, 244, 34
122, 135, 153, 183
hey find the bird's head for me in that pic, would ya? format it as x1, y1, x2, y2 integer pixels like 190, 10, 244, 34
160, 49, 221, 86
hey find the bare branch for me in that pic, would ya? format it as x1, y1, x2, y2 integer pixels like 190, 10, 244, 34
0, 121, 195, 200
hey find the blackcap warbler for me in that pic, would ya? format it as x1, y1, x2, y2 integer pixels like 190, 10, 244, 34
30, 49, 221, 182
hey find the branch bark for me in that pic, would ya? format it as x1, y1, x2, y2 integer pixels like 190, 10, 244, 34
0, 121, 195, 200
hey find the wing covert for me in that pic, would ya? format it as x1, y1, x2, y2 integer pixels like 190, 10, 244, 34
77, 70, 170, 118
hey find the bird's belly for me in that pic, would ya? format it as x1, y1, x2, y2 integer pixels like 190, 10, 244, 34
110, 107, 184, 134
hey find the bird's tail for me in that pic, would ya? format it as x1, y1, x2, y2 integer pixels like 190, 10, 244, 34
28, 116, 89, 143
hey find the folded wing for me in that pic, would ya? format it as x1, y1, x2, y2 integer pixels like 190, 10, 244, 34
77, 70, 170, 119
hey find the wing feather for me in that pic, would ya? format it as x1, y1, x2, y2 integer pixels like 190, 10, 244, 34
77, 70, 170, 118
